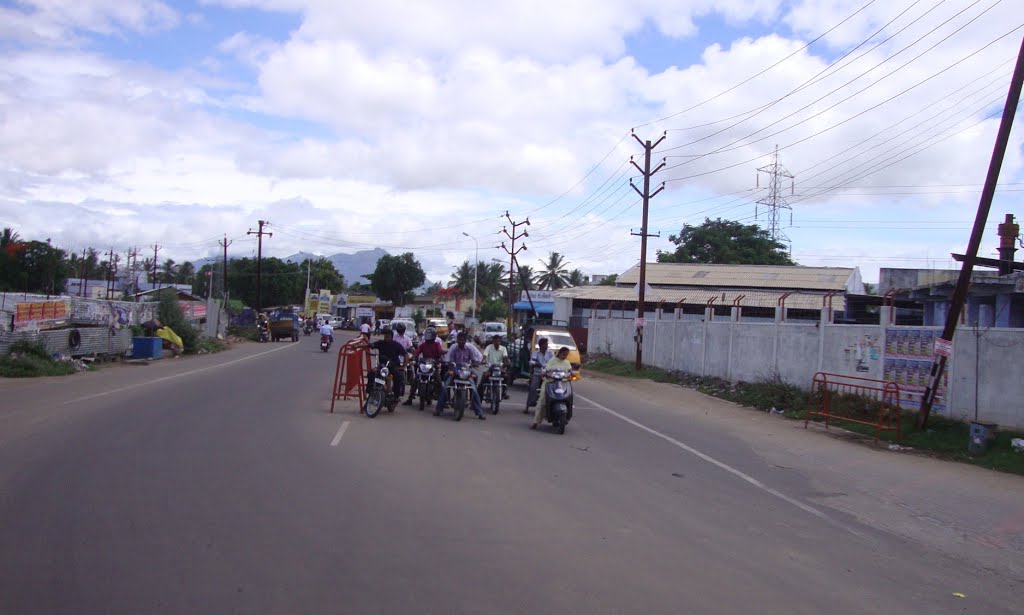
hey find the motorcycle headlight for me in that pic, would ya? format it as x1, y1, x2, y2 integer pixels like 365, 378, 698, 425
458, 366, 471, 378
419, 363, 431, 373
379, 366, 389, 378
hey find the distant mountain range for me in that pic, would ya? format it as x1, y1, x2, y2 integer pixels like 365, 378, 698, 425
190, 248, 434, 292
284, 248, 388, 286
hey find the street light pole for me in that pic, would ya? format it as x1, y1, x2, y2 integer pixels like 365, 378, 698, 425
462, 232, 478, 319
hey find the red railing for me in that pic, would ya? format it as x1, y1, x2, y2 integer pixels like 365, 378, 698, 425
805, 372, 902, 442
330, 339, 373, 413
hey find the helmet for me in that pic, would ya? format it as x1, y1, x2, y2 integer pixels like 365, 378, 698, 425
395, 322, 406, 335
424, 327, 436, 341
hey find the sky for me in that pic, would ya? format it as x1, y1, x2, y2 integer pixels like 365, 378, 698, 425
1, 0, 1023, 285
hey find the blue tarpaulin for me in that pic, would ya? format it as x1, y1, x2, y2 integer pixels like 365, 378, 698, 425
512, 301, 553, 314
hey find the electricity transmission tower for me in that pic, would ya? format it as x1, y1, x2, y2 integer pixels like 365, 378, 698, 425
756, 145, 794, 243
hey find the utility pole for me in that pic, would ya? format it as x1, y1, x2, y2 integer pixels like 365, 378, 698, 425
247, 220, 272, 312
630, 130, 666, 370
500, 212, 529, 330
151, 243, 160, 291
919, 33, 1024, 429
756, 145, 795, 243
125, 247, 139, 300
106, 248, 120, 300
218, 235, 233, 300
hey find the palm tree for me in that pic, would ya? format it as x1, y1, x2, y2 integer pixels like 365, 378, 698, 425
1, 228, 22, 254
449, 261, 475, 296
477, 261, 506, 300
142, 257, 155, 284
160, 258, 178, 284
534, 252, 570, 290
567, 269, 586, 287
512, 264, 534, 296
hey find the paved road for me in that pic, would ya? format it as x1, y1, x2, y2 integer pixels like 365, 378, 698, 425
0, 333, 1019, 614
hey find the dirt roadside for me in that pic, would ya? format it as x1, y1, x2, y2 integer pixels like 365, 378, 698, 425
584, 370, 1024, 583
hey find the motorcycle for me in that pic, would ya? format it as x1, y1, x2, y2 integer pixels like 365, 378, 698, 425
258, 323, 270, 343
414, 358, 441, 411
479, 363, 507, 415
320, 334, 332, 352
365, 359, 402, 418
446, 362, 476, 422
540, 368, 576, 435
304, 321, 315, 336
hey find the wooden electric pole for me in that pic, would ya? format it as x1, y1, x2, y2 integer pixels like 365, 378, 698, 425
501, 212, 529, 330
218, 234, 233, 300
919, 33, 1024, 428
630, 130, 666, 370
247, 221, 272, 312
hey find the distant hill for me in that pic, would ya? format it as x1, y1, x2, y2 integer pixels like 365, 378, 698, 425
285, 248, 389, 286
191, 248, 435, 292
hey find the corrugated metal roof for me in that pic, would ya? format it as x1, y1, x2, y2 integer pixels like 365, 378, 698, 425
554, 286, 843, 310
616, 263, 855, 291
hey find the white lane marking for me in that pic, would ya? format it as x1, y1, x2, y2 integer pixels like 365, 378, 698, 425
59, 343, 298, 406
330, 420, 351, 446
576, 392, 833, 523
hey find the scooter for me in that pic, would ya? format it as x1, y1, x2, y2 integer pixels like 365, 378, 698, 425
320, 334, 332, 352
304, 321, 315, 336
540, 368, 575, 434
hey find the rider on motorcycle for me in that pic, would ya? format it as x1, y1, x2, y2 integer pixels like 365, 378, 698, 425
434, 331, 485, 420
480, 334, 511, 400
403, 327, 445, 405
393, 322, 414, 351
354, 327, 409, 397
318, 321, 334, 346
531, 346, 572, 430
524, 337, 555, 414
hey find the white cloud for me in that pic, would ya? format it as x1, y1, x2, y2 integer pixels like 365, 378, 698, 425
0, 0, 179, 44
2, 0, 1022, 284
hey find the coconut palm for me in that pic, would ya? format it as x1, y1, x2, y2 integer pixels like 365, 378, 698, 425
160, 258, 178, 284
176, 261, 196, 285
448, 261, 475, 296
567, 269, 586, 287
534, 252, 570, 290
477, 261, 506, 300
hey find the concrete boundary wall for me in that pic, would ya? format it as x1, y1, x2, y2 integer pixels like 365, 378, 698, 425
589, 312, 1024, 430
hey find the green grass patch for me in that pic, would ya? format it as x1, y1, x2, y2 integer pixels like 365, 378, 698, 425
585, 354, 1024, 476
195, 337, 228, 354
0, 340, 78, 377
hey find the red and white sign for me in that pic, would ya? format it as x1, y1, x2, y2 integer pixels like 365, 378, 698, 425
635, 317, 646, 327
934, 337, 953, 358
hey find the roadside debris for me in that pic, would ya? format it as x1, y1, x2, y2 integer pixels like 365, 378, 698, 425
1011, 438, 1024, 453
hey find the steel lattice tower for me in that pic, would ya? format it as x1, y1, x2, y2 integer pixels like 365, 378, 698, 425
756, 145, 794, 243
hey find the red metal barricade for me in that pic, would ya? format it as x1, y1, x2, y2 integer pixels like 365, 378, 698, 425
330, 339, 373, 413
805, 372, 902, 442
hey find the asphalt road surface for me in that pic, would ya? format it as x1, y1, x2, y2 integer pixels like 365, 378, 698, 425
0, 332, 1020, 614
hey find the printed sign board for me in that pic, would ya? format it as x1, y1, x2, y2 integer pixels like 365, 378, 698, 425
13, 299, 71, 330
934, 337, 953, 358
520, 290, 554, 302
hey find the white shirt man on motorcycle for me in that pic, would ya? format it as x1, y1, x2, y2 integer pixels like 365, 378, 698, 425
319, 322, 334, 345
481, 334, 511, 400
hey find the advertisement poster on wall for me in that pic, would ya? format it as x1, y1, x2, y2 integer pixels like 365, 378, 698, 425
317, 289, 332, 315
13, 299, 71, 331
884, 329, 948, 412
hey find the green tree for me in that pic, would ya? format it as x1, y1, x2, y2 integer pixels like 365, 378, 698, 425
301, 257, 345, 293
479, 298, 508, 322
367, 252, 426, 305
598, 274, 618, 286
176, 261, 195, 285
225, 257, 304, 308
567, 269, 586, 287
512, 264, 534, 296
534, 252, 570, 290
160, 258, 178, 284
449, 261, 475, 296
478, 262, 506, 300
658, 218, 795, 265
156, 289, 199, 353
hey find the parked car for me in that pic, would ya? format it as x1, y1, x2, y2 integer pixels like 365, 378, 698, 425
480, 321, 508, 341
428, 318, 449, 338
